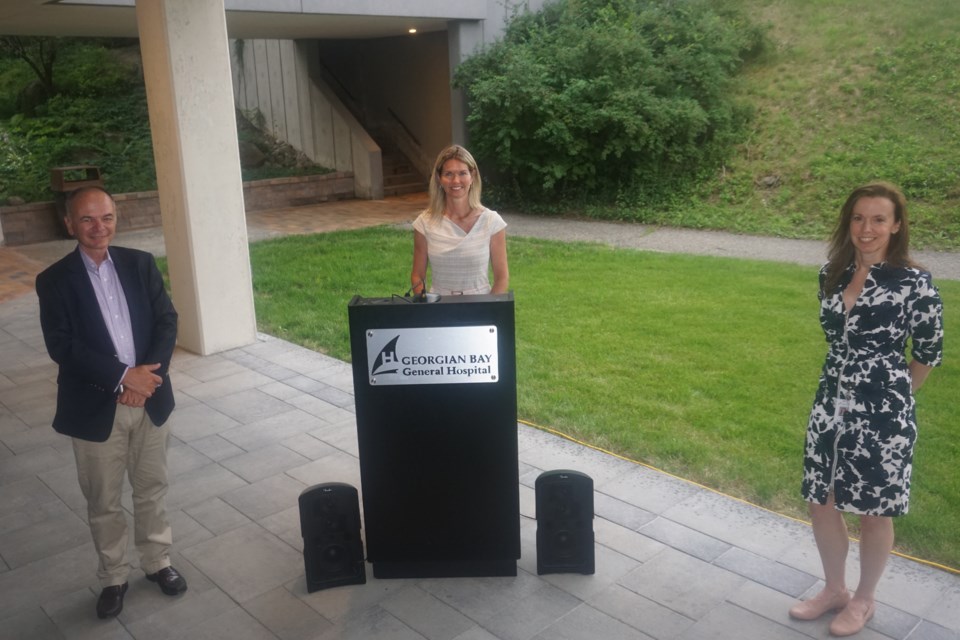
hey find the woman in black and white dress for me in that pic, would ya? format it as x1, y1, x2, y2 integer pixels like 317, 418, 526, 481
790, 182, 944, 636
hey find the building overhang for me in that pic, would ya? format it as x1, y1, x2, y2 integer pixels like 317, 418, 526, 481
1, 0, 489, 39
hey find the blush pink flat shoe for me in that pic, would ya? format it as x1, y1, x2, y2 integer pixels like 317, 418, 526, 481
829, 599, 875, 637
789, 588, 851, 621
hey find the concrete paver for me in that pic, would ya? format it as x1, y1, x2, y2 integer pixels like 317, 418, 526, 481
1, 194, 958, 639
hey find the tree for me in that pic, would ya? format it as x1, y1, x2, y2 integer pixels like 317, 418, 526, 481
453, 0, 765, 205
0, 36, 60, 100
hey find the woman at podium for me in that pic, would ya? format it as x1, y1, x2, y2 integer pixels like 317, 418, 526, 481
411, 145, 509, 296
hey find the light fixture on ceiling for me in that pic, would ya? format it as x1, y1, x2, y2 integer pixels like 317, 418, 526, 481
408, 28, 417, 34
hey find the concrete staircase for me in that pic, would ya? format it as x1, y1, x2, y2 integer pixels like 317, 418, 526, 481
378, 138, 428, 197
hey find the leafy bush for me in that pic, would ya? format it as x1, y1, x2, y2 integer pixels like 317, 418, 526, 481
454, 0, 765, 205
54, 40, 142, 98
0, 59, 35, 118
0, 39, 157, 202
0, 88, 156, 202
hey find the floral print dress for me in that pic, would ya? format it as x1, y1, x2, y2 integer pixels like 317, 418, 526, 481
801, 262, 944, 516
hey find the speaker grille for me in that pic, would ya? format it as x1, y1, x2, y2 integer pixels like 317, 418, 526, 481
299, 482, 366, 591
535, 470, 595, 575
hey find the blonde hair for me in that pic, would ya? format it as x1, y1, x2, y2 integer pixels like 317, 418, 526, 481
425, 145, 483, 221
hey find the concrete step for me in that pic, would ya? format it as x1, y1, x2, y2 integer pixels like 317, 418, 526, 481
384, 171, 426, 188
375, 135, 428, 193
384, 182, 428, 197
383, 155, 415, 174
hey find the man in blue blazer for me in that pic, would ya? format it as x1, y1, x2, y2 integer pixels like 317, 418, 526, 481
36, 186, 186, 619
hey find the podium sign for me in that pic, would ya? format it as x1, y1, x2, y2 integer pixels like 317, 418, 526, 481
348, 294, 520, 578
365, 325, 499, 385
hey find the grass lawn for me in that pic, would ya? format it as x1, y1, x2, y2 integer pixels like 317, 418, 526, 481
247, 226, 960, 571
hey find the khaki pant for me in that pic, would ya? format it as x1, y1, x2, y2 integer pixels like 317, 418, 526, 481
72, 404, 172, 587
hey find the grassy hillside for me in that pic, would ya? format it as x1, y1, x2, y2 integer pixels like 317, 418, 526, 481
673, 0, 960, 249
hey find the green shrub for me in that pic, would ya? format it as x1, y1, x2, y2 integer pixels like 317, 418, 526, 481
454, 0, 765, 205
0, 38, 156, 201
0, 85, 156, 201
54, 40, 142, 98
0, 59, 35, 118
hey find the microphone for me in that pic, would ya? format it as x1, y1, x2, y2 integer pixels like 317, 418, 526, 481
404, 279, 427, 303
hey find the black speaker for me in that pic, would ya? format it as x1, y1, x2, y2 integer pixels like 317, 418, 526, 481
535, 470, 595, 575
299, 482, 366, 592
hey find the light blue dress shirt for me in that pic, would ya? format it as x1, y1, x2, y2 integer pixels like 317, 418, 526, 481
80, 250, 136, 389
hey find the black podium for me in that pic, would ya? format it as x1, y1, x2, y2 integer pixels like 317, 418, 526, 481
348, 293, 520, 578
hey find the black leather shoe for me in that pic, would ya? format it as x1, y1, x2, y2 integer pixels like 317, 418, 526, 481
96, 582, 128, 619
146, 566, 187, 595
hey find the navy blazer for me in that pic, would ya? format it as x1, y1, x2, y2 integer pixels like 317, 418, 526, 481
36, 246, 178, 442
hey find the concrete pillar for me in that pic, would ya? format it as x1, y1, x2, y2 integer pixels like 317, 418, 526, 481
448, 20, 484, 146
136, 0, 258, 354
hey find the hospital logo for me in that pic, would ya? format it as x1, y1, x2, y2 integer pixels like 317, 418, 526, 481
371, 335, 401, 376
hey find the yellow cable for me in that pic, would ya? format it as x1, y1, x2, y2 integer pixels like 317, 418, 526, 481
517, 418, 960, 577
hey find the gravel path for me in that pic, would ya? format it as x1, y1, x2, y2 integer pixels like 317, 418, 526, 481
500, 212, 960, 281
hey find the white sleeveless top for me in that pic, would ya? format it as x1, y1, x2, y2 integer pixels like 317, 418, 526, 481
412, 208, 507, 295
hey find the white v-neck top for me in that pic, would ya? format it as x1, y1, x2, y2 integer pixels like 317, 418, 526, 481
413, 208, 506, 295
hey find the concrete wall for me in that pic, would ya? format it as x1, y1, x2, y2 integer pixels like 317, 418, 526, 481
230, 38, 383, 198
226, 3, 554, 176
315, 31, 451, 175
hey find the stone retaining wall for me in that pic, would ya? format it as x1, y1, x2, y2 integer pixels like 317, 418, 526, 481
0, 171, 354, 246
